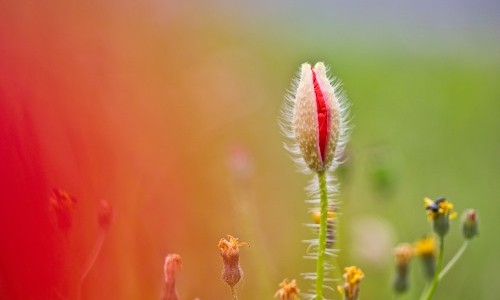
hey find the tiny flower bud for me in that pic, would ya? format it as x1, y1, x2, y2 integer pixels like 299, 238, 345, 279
49, 188, 77, 231
424, 197, 457, 237
98, 199, 114, 231
274, 278, 300, 300
462, 209, 479, 240
393, 243, 412, 294
290, 62, 344, 172
161, 254, 182, 300
337, 266, 364, 300
414, 236, 437, 280
218, 235, 248, 289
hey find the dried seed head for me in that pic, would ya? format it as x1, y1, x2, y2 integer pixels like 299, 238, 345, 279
462, 209, 479, 240
98, 199, 114, 230
49, 188, 77, 231
161, 254, 182, 300
281, 62, 349, 174
274, 278, 300, 300
218, 235, 248, 288
337, 266, 365, 300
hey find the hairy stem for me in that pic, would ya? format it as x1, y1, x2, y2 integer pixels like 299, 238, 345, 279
439, 241, 469, 280
77, 229, 107, 300
421, 235, 445, 300
316, 171, 328, 299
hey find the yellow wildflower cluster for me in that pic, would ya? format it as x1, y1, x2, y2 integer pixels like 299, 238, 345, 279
414, 236, 437, 257
424, 197, 457, 220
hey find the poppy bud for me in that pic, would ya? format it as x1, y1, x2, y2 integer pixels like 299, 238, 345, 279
282, 62, 349, 173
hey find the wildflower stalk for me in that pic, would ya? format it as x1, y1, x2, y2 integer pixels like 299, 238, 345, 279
438, 241, 469, 280
421, 235, 445, 300
316, 171, 328, 299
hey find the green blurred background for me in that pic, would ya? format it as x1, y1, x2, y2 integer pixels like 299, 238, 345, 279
1, 0, 499, 299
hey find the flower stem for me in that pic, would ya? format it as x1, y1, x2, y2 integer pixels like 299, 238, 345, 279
421, 235, 445, 300
316, 171, 328, 299
439, 241, 469, 280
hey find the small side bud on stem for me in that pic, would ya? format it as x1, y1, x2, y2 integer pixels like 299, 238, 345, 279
462, 209, 479, 240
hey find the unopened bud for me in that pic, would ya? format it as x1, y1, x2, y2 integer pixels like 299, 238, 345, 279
393, 244, 412, 294
462, 209, 479, 240
161, 254, 182, 300
218, 235, 248, 289
274, 278, 300, 300
291, 62, 343, 172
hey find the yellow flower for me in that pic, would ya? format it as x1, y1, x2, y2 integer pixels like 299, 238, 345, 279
274, 278, 300, 300
337, 266, 365, 300
414, 236, 436, 257
424, 197, 457, 220
424, 197, 457, 236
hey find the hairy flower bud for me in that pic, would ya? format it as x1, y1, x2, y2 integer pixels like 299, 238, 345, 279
282, 62, 348, 174
462, 209, 479, 240
293, 62, 341, 172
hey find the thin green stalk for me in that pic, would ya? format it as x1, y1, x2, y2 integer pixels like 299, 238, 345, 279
316, 171, 328, 299
439, 241, 469, 280
421, 236, 445, 300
